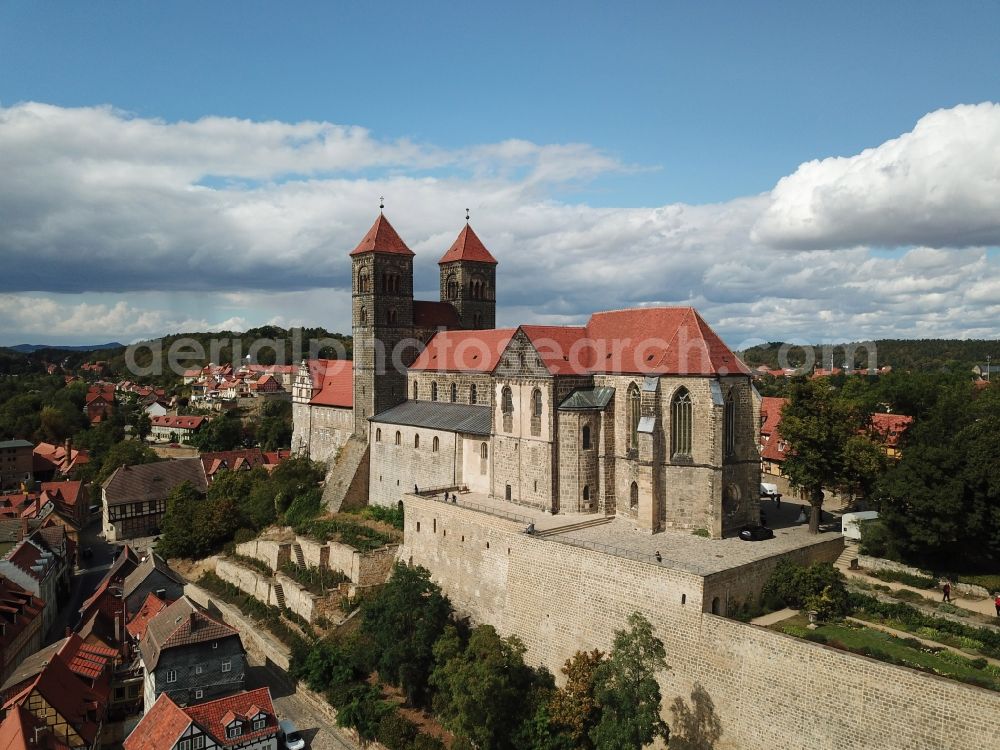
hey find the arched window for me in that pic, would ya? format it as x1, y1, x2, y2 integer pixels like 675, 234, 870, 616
388, 308, 397, 325
446, 274, 457, 299
583, 485, 590, 503
431, 382, 438, 401
672, 388, 693, 457
450, 383, 457, 402
627, 384, 641, 451
359, 306, 367, 324
395, 431, 401, 446
432, 436, 439, 452
481, 443, 488, 460
375, 428, 381, 442
413, 381, 419, 400
582, 424, 591, 450
532, 389, 542, 417
414, 434, 420, 449
505, 484, 512, 501
630, 481, 639, 509
473, 312, 483, 327
358, 272, 368, 293
724, 391, 736, 456
501, 387, 513, 414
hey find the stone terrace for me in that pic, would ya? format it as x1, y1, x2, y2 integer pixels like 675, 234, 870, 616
417, 488, 604, 532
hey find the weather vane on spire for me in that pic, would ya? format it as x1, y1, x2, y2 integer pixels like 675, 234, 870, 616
465, 207, 470, 222
379, 196, 384, 213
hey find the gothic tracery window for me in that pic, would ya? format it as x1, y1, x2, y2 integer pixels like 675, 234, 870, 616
672, 388, 693, 457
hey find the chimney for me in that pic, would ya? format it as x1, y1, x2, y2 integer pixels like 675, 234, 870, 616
189, 611, 198, 631
64, 437, 72, 458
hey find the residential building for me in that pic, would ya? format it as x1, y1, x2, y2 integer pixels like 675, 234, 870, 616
33, 441, 90, 482
122, 553, 184, 617
0, 440, 34, 491
869, 412, 913, 459
125, 687, 278, 750
758, 396, 788, 477
198, 449, 290, 484
139, 597, 245, 711
40, 481, 88, 529
150, 416, 208, 443
0, 531, 70, 636
0, 575, 44, 684
84, 385, 115, 425
102, 459, 207, 541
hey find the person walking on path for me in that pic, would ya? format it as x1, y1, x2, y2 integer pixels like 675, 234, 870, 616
942, 581, 952, 603
994, 592, 1000, 617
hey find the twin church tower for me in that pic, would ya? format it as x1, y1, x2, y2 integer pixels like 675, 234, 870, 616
349, 212, 498, 434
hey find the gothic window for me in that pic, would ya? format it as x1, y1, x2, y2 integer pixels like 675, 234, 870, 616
724, 391, 736, 457
375, 428, 381, 442
432, 436, 440, 452
481, 443, 488, 459
630, 481, 639, 509
501, 387, 514, 414
431, 382, 438, 401
582, 424, 591, 450
627, 384, 641, 451
450, 383, 457, 402
395, 431, 401, 446
532, 389, 542, 417
470, 384, 478, 404
671, 388, 693, 457
583, 485, 590, 504
359, 306, 367, 324
447, 274, 457, 299
413, 381, 419, 400
414, 434, 420, 449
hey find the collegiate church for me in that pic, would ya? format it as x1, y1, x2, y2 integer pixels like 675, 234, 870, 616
292, 213, 760, 537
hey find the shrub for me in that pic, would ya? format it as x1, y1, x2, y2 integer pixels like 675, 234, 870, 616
970, 657, 989, 670
692, 528, 710, 538
892, 589, 927, 603
411, 734, 446, 750
233, 527, 257, 544
858, 519, 893, 558
358, 504, 405, 530
375, 710, 419, 750
937, 603, 969, 617
762, 560, 848, 616
869, 569, 936, 589
279, 560, 349, 596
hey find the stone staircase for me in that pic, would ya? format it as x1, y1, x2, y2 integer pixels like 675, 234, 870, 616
835, 542, 859, 571
322, 435, 370, 513
535, 516, 614, 538
273, 580, 286, 609
291, 543, 305, 568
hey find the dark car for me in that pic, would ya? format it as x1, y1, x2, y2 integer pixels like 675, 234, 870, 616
739, 525, 775, 541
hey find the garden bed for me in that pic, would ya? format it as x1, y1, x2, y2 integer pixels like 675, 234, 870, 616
294, 513, 401, 552
280, 560, 350, 596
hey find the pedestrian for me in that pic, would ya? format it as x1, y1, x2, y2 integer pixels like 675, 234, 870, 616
994, 592, 1000, 617
655, 551, 662, 563
414, 483, 419, 493
942, 581, 951, 603
774, 494, 781, 509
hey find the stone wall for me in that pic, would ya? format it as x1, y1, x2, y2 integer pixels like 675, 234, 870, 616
215, 558, 317, 623
369, 423, 460, 507
235, 538, 290, 572
236, 534, 398, 588
354, 544, 398, 587
400, 494, 1000, 750
291, 403, 353, 463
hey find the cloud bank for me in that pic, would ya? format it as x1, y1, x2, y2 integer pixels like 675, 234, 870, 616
1, 101, 998, 345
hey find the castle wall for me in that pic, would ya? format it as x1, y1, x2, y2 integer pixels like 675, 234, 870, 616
407, 371, 492, 406
292, 403, 353, 463
369, 424, 459, 507
400, 494, 1000, 750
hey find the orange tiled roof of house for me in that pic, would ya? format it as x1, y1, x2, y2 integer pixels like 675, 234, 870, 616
125, 593, 171, 641
870, 412, 913, 448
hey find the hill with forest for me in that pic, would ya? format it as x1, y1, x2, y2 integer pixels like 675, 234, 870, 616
739, 339, 999, 373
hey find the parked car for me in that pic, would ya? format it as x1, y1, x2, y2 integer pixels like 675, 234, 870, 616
739, 525, 775, 542
279, 719, 306, 750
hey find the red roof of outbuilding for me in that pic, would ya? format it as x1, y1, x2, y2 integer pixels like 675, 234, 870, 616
349, 213, 414, 257
438, 223, 498, 265
410, 329, 517, 373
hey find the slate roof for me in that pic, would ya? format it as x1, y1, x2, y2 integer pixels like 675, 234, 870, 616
123, 553, 182, 598
102, 458, 207, 507
559, 387, 616, 411
349, 213, 414, 257
0, 441, 32, 450
438, 223, 498, 265
371, 402, 493, 436
139, 597, 240, 671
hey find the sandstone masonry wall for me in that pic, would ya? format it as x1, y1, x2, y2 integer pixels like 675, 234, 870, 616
215, 558, 317, 623
400, 494, 1000, 750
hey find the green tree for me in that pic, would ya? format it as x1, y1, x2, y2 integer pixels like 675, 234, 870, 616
157, 481, 203, 558
256, 415, 292, 450
363, 563, 452, 707
190, 413, 244, 451
431, 624, 538, 750
95, 440, 159, 484
549, 650, 605, 749
779, 379, 867, 533
133, 411, 152, 442
590, 613, 670, 750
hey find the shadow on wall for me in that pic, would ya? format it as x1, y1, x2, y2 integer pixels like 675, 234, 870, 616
669, 683, 723, 750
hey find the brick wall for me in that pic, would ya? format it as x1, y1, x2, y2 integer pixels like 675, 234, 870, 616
400, 494, 1000, 750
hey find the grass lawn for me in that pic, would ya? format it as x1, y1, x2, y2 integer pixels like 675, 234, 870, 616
772, 615, 1000, 692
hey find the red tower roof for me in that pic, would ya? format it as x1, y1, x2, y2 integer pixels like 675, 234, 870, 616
349, 214, 414, 257
438, 224, 498, 265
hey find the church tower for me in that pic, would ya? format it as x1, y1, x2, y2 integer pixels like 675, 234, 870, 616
350, 212, 415, 435
438, 222, 498, 330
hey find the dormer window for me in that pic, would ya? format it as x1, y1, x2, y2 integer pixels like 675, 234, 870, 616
227, 723, 243, 739
253, 717, 266, 730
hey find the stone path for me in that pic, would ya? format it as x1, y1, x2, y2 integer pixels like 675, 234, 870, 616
750, 608, 799, 626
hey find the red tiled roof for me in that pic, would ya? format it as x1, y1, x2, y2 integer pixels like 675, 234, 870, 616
40, 481, 83, 508
151, 415, 207, 430
409, 329, 516, 373
520, 326, 590, 375
870, 412, 913, 448
438, 223, 498, 265
0, 706, 71, 750
413, 300, 462, 328
184, 687, 277, 748
3, 539, 56, 582
123, 693, 190, 750
0, 578, 44, 663
759, 397, 787, 438
126, 593, 170, 640
140, 597, 240, 670
349, 213, 414, 257
308, 360, 354, 408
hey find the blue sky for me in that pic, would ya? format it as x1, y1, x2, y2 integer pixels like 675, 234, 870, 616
1, 1, 999, 346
